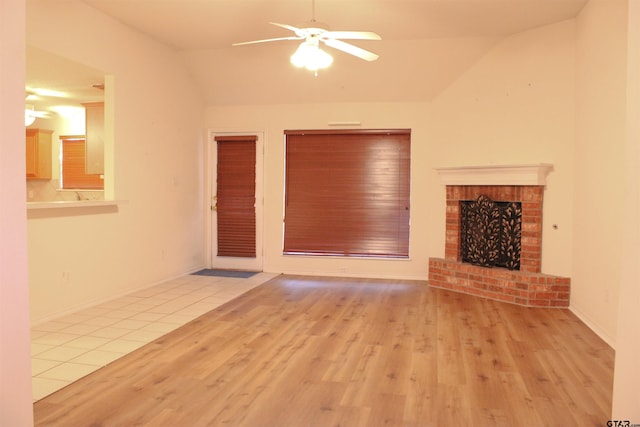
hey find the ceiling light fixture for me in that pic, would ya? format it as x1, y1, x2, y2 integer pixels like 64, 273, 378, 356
25, 105, 36, 126
290, 40, 333, 75
232, 0, 379, 75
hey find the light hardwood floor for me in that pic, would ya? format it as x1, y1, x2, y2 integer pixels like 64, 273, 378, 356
33, 275, 614, 426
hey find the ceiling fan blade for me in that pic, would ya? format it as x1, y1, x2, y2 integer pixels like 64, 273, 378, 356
232, 36, 302, 46
269, 22, 303, 33
323, 38, 379, 61
323, 31, 381, 40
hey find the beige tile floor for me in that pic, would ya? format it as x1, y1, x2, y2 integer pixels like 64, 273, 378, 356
31, 272, 278, 402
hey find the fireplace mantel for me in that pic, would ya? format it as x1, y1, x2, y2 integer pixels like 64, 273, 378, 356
435, 163, 554, 186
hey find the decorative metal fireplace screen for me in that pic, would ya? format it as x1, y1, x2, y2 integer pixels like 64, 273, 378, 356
460, 194, 522, 270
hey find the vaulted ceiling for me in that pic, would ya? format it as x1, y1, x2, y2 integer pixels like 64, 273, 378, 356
83, 0, 588, 50
34, 0, 589, 105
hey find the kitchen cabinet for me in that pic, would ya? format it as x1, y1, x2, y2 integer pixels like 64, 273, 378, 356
83, 102, 104, 175
26, 128, 53, 180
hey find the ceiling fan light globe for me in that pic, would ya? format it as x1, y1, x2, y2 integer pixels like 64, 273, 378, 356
25, 105, 36, 126
25, 113, 36, 126
290, 44, 309, 68
312, 48, 333, 70
290, 43, 333, 71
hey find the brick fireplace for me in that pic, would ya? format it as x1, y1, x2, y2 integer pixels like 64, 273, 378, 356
428, 164, 571, 307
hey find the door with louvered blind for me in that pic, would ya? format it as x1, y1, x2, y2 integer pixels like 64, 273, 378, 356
211, 134, 262, 271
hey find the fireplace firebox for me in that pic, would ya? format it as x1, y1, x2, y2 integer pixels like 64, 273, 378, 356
460, 195, 522, 270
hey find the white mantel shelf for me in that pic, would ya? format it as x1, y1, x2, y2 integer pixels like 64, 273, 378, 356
435, 163, 554, 186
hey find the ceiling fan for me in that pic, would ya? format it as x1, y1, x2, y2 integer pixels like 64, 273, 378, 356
24, 105, 51, 126
232, 0, 381, 72
24, 94, 51, 126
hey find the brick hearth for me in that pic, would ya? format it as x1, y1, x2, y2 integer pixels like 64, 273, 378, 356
429, 165, 570, 308
428, 258, 571, 307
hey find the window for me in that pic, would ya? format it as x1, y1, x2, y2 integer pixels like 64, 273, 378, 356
60, 136, 104, 189
284, 129, 410, 257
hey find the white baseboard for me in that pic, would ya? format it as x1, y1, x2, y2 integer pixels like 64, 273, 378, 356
569, 304, 616, 350
31, 265, 205, 327
279, 269, 428, 282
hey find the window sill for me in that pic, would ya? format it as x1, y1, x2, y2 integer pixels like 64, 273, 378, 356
282, 252, 411, 260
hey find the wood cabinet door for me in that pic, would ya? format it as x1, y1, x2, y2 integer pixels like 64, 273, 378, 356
26, 129, 52, 180
26, 130, 38, 178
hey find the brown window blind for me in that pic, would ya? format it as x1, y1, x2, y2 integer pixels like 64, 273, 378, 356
215, 135, 257, 257
61, 136, 104, 189
284, 129, 410, 257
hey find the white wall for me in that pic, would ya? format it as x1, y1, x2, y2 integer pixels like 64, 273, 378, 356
429, 19, 577, 278
612, 0, 640, 419
206, 102, 434, 280
26, 0, 206, 322
205, 20, 577, 281
573, 0, 628, 347
0, 0, 33, 424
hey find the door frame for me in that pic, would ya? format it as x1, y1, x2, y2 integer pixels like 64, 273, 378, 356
206, 130, 264, 271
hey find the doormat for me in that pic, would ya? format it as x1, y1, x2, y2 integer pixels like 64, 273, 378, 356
191, 269, 258, 278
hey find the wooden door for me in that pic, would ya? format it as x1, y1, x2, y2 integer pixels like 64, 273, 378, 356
211, 134, 262, 271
